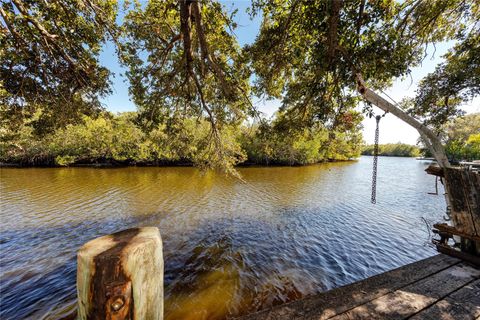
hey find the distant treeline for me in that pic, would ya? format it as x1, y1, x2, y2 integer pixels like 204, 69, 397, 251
362, 143, 421, 157
0, 111, 362, 168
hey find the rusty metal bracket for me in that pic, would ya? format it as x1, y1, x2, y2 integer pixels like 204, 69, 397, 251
105, 281, 132, 320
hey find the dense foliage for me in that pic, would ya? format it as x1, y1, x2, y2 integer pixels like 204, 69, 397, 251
119, 0, 255, 172
248, 0, 478, 168
241, 111, 363, 165
443, 113, 480, 161
248, 0, 478, 127
0, 0, 117, 135
362, 143, 420, 157
0, 111, 362, 166
1, 0, 479, 170
405, 32, 480, 128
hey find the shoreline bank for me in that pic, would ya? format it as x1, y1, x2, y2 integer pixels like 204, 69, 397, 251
0, 158, 359, 169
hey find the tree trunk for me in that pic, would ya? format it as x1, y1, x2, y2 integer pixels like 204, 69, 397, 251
180, 0, 193, 80
327, 0, 343, 63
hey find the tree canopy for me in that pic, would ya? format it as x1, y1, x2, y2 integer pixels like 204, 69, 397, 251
409, 31, 480, 128
249, 0, 478, 105
120, 0, 255, 171
1, 0, 479, 169
0, 0, 118, 135
248, 0, 479, 167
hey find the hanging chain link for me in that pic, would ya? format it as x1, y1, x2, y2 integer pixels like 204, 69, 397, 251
371, 115, 381, 204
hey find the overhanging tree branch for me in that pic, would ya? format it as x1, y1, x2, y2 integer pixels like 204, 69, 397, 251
191, 1, 233, 98
355, 73, 451, 168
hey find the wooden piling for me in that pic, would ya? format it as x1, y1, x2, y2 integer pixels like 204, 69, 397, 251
426, 165, 480, 256
443, 167, 480, 237
77, 227, 163, 320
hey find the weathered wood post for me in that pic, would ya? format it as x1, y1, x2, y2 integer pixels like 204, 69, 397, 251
443, 167, 480, 237
77, 227, 163, 320
427, 165, 480, 259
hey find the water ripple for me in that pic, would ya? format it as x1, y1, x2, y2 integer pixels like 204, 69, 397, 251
0, 157, 445, 319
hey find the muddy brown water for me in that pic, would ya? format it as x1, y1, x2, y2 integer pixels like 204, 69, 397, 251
0, 157, 445, 319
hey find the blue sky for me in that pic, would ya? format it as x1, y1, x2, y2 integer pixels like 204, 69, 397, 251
99, 1, 479, 145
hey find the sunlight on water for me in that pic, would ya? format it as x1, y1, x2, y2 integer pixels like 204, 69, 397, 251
0, 157, 445, 319
165, 264, 239, 320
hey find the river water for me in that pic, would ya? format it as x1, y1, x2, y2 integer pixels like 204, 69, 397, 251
0, 157, 445, 319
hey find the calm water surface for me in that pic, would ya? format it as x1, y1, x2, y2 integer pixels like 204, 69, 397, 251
0, 157, 445, 319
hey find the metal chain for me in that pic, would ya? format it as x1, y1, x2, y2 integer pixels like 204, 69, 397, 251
371, 115, 381, 204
